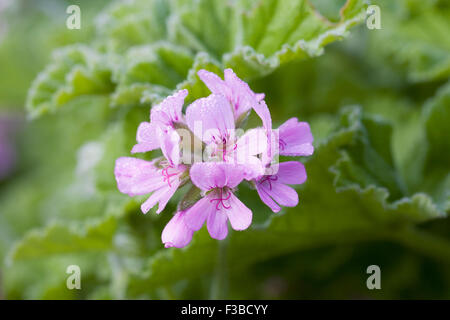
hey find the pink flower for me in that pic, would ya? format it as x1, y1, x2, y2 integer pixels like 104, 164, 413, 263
198, 68, 275, 162
259, 117, 314, 169
115, 157, 186, 214
198, 69, 265, 122
162, 210, 194, 248
114, 68, 314, 249
255, 118, 313, 212
278, 118, 314, 156
131, 89, 188, 165
198, 69, 273, 157
186, 94, 267, 179
184, 163, 252, 240
255, 161, 307, 213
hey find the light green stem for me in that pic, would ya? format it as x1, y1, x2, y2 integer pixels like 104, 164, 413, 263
209, 238, 229, 299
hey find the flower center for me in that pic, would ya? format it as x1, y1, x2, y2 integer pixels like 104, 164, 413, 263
209, 188, 232, 210
160, 163, 179, 187
210, 136, 237, 161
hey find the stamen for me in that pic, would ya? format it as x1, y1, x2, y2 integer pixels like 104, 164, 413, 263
222, 143, 226, 161
219, 138, 237, 161
161, 166, 178, 187
209, 188, 232, 210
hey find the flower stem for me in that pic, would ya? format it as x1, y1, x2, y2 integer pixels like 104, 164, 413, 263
209, 237, 229, 299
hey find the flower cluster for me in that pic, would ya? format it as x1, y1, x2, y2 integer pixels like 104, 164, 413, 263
115, 69, 314, 248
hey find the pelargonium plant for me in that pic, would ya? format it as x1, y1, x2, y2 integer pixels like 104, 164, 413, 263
114, 69, 314, 248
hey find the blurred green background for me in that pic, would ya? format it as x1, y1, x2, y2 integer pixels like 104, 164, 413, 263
0, 0, 449, 299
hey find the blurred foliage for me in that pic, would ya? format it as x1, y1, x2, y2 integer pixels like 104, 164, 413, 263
0, 0, 449, 299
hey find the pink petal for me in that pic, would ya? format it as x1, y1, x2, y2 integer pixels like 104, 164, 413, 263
198, 69, 268, 125
114, 157, 165, 196
253, 100, 273, 162
131, 122, 159, 154
158, 127, 181, 166
242, 156, 265, 180
151, 89, 188, 125
235, 128, 268, 156
186, 94, 235, 143
141, 179, 180, 214
278, 118, 314, 156
260, 129, 279, 167
224, 68, 256, 119
276, 161, 307, 185
253, 100, 272, 133
224, 154, 264, 181
226, 192, 252, 231
256, 185, 281, 213
262, 182, 299, 209
255, 93, 265, 102
206, 210, 229, 240
225, 128, 266, 179
184, 196, 215, 231
255, 170, 301, 212
190, 162, 246, 191
156, 179, 181, 213
161, 211, 194, 248
197, 69, 231, 97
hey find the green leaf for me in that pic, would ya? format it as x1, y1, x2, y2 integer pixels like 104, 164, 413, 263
114, 43, 194, 88
370, 0, 450, 82
26, 0, 367, 117
396, 81, 450, 211
423, 82, 450, 174
9, 216, 118, 261
422, 82, 450, 210
331, 107, 409, 200
110, 42, 195, 106
3, 253, 111, 299
223, 0, 367, 78
26, 45, 114, 118
96, 0, 170, 50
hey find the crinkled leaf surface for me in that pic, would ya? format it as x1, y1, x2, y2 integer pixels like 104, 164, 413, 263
369, 0, 450, 82
26, 0, 367, 116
